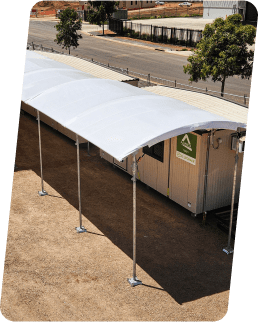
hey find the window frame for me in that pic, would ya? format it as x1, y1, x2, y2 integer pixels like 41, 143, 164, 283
143, 141, 164, 163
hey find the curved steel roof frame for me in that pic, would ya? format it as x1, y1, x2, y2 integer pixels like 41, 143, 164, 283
23, 50, 246, 161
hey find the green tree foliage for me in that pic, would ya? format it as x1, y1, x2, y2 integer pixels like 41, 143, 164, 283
54, 8, 82, 55
183, 14, 256, 96
87, 1, 119, 35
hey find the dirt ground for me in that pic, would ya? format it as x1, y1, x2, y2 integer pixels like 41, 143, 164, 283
32, 1, 80, 11
128, 2, 203, 19
1, 111, 234, 321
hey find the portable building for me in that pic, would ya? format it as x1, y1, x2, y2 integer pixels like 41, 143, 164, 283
203, 1, 246, 20
22, 49, 246, 284
100, 85, 247, 215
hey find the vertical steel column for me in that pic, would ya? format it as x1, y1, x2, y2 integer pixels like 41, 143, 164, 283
75, 135, 87, 233
87, 141, 91, 157
223, 131, 240, 254
128, 152, 142, 287
37, 110, 48, 196
202, 131, 211, 223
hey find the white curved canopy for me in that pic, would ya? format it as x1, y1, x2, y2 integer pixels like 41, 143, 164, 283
22, 50, 246, 161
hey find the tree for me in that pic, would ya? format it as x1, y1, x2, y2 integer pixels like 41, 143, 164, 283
183, 14, 256, 97
54, 8, 82, 55
87, 1, 119, 35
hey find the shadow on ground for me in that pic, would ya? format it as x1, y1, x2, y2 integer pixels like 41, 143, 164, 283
14, 112, 233, 305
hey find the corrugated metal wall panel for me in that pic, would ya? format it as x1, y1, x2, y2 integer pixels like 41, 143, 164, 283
204, 130, 243, 211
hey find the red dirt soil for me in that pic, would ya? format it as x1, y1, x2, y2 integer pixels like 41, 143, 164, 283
0, 110, 233, 321
33, 1, 80, 11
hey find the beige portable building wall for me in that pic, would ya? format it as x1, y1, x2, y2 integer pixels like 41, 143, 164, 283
101, 129, 244, 215
119, 1, 156, 10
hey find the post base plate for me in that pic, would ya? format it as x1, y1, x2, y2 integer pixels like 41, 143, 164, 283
127, 277, 142, 287
223, 247, 234, 255
75, 226, 87, 233
38, 190, 48, 196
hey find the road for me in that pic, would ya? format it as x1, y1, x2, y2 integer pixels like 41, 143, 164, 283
27, 20, 252, 103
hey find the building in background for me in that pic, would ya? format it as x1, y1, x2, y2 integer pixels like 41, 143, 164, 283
203, 1, 246, 19
118, 1, 156, 10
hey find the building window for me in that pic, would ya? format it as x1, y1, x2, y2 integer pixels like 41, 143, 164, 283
135, 1, 138, 5
131, 1, 133, 5
143, 141, 164, 162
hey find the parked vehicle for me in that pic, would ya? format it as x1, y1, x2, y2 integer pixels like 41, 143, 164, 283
179, 2, 192, 7
155, 1, 165, 5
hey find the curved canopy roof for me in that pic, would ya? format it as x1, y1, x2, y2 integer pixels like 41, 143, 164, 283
22, 50, 246, 161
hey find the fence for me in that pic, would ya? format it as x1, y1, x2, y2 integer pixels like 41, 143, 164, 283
27, 42, 249, 107
109, 18, 202, 47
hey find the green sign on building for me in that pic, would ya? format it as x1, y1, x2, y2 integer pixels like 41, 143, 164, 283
176, 133, 197, 165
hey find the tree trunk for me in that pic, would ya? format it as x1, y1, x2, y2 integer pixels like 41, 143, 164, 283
69, 47, 70, 55
221, 76, 226, 97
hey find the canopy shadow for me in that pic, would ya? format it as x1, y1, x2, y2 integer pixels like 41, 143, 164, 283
14, 112, 233, 305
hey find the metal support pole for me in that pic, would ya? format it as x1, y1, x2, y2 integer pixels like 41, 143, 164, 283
223, 130, 240, 254
87, 141, 91, 156
128, 152, 142, 287
37, 110, 48, 196
202, 131, 211, 225
75, 135, 87, 233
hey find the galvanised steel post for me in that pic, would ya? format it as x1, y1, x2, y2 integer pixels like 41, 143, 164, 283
128, 152, 142, 287
37, 110, 48, 197
75, 135, 87, 233
223, 129, 240, 254
87, 141, 90, 156
202, 131, 211, 224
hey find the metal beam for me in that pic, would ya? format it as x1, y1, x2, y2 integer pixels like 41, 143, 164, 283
128, 152, 142, 287
37, 110, 48, 196
223, 130, 240, 254
75, 135, 87, 233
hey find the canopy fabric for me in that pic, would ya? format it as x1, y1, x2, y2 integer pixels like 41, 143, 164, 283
22, 50, 246, 161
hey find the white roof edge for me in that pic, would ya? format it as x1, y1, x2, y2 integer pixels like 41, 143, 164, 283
23, 50, 247, 162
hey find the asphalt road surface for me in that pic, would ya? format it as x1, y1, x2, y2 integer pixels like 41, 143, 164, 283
27, 20, 252, 103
